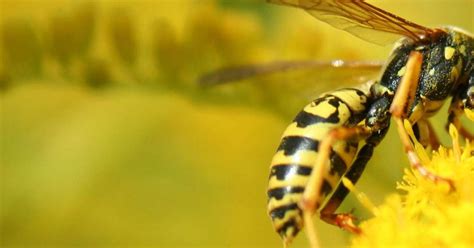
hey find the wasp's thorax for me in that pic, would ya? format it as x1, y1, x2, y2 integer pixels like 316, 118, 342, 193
375, 27, 474, 123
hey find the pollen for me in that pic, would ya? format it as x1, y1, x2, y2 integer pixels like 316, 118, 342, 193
351, 125, 474, 248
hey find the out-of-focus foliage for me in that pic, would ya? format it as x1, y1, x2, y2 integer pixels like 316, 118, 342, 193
1, 18, 43, 80
1, 0, 472, 247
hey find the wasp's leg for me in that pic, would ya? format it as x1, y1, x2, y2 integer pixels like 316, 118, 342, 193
393, 118, 455, 190
389, 51, 423, 119
447, 95, 474, 140
390, 51, 455, 190
319, 127, 388, 234
319, 144, 371, 234
413, 119, 441, 149
299, 125, 373, 248
424, 119, 441, 149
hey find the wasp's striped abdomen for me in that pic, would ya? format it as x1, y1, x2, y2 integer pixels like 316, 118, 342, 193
267, 87, 371, 243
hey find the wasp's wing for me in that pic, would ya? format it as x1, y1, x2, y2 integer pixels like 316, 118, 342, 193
199, 60, 382, 118
268, 0, 441, 45
199, 60, 383, 86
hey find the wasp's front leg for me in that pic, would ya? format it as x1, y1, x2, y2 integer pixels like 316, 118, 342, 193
390, 51, 455, 191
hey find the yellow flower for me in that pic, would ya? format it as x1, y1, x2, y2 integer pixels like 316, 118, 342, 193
351, 125, 474, 248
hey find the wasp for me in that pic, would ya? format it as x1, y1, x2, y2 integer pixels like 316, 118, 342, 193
200, 1, 473, 247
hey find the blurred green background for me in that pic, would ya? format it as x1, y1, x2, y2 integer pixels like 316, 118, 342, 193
1, 0, 472, 247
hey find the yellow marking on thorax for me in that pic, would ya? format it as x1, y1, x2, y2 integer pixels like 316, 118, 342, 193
444, 46, 455, 60
329, 90, 368, 112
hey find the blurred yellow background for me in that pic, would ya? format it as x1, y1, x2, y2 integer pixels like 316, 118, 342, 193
1, 0, 472, 247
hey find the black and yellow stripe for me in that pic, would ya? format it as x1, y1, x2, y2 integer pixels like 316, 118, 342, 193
267, 86, 372, 243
